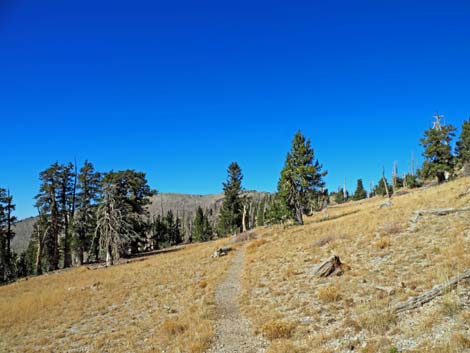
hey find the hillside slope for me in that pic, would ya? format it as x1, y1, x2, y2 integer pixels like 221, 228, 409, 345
1, 178, 469, 353
241, 177, 470, 352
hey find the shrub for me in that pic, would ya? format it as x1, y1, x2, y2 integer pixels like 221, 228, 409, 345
317, 285, 342, 303
261, 320, 295, 340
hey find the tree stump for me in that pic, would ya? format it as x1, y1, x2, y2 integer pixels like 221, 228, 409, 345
314, 255, 347, 277
211, 247, 232, 258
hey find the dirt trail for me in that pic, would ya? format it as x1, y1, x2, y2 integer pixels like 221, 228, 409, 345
207, 244, 267, 353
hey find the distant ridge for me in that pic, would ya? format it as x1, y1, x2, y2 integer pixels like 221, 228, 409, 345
11, 191, 269, 254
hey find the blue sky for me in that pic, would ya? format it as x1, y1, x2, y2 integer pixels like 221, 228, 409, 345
1, 0, 470, 219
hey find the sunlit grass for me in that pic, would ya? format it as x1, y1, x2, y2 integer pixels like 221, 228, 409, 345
0, 239, 233, 353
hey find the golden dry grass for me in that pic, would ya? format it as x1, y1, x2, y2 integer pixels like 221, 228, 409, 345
241, 177, 470, 352
1, 177, 469, 353
0, 239, 233, 353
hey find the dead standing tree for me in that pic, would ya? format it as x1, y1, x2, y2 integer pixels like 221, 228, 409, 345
382, 167, 390, 198
392, 161, 398, 194
95, 185, 136, 266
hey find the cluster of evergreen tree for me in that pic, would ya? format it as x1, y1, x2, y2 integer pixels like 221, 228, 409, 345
20, 161, 156, 274
193, 206, 212, 242
330, 117, 470, 202
148, 210, 184, 250
216, 162, 269, 235
231, 131, 327, 227
420, 118, 470, 181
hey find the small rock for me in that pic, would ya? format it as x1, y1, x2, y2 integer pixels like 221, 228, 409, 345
379, 199, 393, 209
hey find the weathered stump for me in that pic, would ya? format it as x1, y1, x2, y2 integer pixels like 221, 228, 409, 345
211, 247, 232, 258
314, 255, 347, 277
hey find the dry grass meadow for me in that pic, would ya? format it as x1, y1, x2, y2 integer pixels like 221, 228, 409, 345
1, 177, 469, 353
0, 239, 235, 353
241, 177, 470, 353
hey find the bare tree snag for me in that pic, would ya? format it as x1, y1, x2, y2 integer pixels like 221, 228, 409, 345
314, 256, 348, 277
242, 204, 247, 233
382, 167, 390, 198
392, 161, 397, 194
395, 269, 470, 313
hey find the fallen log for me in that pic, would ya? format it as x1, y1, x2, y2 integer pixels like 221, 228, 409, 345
410, 207, 470, 223
394, 268, 470, 313
314, 255, 348, 277
211, 247, 232, 258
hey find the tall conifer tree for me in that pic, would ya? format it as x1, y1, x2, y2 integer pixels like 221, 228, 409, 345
218, 162, 243, 235
278, 131, 326, 225
456, 118, 470, 165
420, 122, 456, 182
353, 179, 367, 200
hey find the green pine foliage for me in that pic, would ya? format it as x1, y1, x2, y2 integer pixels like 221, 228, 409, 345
420, 123, 456, 182
404, 174, 422, 189
456, 118, 470, 165
373, 178, 393, 197
264, 193, 290, 225
0, 188, 16, 283
72, 161, 101, 265
218, 162, 244, 235
278, 131, 327, 225
332, 188, 348, 204
256, 197, 267, 227
352, 179, 367, 200
193, 206, 213, 242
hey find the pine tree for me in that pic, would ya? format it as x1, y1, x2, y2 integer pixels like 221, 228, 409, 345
0, 188, 16, 282
193, 206, 212, 242
456, 118, 470, 166
420, 122, 456, 183
404, 174, 422, 189
218, 162, 243, 235
373, 178, 393, 197
352, 179, 367, 200
264, 193, 289, 225
256, 197, 266, 227
72, 161, 101, 265
35, 163, 62, 271
333, 188, 348, 204
101, 170, 156, 254
278, 131, 326, 225
149, 215, 165, 250
57, 163, 76, 268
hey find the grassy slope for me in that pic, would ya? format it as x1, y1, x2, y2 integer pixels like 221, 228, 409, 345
0, 239, 235, 353
241, 177, 470, 353
1, 178, 469, 353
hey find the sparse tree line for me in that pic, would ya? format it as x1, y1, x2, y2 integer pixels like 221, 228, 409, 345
1, 116, 469, 283
331, 117, 470, 204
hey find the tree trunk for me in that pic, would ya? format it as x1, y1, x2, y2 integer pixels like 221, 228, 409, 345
36, 226, 47, 276
242, 204, 247, 233
295, 204, 303, 225
437, 172, 446, 183
106, 245, 113, 266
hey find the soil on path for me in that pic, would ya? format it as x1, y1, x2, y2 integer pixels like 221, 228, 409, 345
207, 244, 267, 353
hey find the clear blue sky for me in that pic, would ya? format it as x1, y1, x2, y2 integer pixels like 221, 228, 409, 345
1, 0, 470, 219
